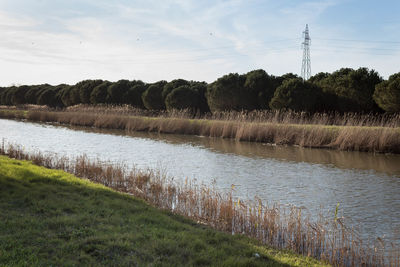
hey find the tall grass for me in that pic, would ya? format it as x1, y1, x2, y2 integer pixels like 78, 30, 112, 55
1, 106, 399, 153
3, 104, 400, 127
1, 141, 398, 266
62, 104, 400, 127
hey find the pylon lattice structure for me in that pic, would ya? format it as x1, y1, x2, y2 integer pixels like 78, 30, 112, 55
301, 24, 311, 80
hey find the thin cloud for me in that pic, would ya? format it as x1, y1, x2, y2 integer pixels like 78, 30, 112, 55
0, 0, 398, 86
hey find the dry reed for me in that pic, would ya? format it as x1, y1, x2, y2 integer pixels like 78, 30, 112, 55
1, 106, 399, 153
3, 104, 399, 127
1, 141, 398, 266
62, 104, 400, 128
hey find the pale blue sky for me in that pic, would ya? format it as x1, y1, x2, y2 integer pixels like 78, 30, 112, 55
0, 0, 399, 86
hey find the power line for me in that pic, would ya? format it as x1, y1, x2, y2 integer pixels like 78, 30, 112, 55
130, 38, 301, 57
314, 37, 400, 44
312, 48, 396, 56
2, 33, 400, 67
0, 45, 299, 66
314, 43, 400, 51
312, 44, 400, 52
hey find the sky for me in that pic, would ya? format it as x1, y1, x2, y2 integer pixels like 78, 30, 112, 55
0, 0, 399, 86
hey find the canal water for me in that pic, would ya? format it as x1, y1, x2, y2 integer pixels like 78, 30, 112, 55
1, 118, 400, 244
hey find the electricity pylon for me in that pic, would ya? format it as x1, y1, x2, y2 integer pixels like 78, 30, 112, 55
301, 24, 311, 80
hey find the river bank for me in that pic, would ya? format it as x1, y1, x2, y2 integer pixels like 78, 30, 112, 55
0, 155, 328, 266
1, 142, 397, 266
0, 106, 399, 153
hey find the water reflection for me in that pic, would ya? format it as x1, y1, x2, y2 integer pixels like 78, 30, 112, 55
1, 119, 400, 245
68, 124, 400, 177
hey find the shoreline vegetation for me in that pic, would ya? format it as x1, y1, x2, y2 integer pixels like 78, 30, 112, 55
1, 105, 400, 154
1, 69, 399, 115
0, 156, 326, 266
1, 142, 399, 266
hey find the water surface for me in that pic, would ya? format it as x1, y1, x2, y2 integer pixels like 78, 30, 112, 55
1, 119, 400, 244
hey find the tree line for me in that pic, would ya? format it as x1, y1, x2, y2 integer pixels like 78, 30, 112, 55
0, 68, 399, 113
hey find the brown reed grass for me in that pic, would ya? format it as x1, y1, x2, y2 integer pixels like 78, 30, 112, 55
1, 141, 398, 266
11, 111, 400, 153
1, 105, 400, 153
61, 104, 400, 128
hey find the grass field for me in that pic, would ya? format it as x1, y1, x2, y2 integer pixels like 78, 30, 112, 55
0, 156, 326, 266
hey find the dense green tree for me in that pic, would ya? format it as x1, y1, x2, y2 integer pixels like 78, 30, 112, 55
373, 73, 400, 112
2, 84, 53, 106
4, 87, 17, 105
141, 81, 167, 110
24, 86, 41, 104
245, 69, 276, 109
75, 80, 104, 104
11, 86, 29, 105
37, 89, 60, 107
308, 72, 330, 84
69, 86, 82, 106
0, 88, 5, 105
207, 73, 251, 111
269, 78, 321, 111
0, 87, 14, 105
34, 84, 54, 105
107, 80, 131, 104
165, 85, 200, 111
308, 72, 338, 111
0, 68, 394, 113
90, 81, 112, 104
273, 73, 299, 87
0, 87, 4, 104
190, 82, 210, 113
124, 82, 147, 108
162, 79, 190, 101
51, 84, 69, 107
6, 88, 15, 105
7, 87, 17, 105
58, 86, 74, 107
317, 68, 383, 112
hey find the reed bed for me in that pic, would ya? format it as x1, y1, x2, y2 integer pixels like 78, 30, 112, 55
1, 141, 398, 266
63, 104, 400, 128
4, 104, 400, 127
1, 107, 399, 153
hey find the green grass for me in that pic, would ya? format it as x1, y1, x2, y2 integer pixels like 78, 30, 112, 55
0, 109, 27, 117
0, 156, 327, 267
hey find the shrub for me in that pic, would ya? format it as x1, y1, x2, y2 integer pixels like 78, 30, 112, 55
1, 87, 15, 105
76, 80, 104, 104
142, 81, 167, 110
107, 80, 131, 104
37, 89, 59, 107
162, 79, 190, 101
59, 86, 74, 106
245, 69, 277, 109
317, 68, 383, 112
24, 86, 41, 104
269, 78, 321, 111
69, 86, 82, 106
10, 86, 29, 105
124, 83, 147, 108
190, 82, 210, 113
165, 85, 199, 111
373, 73, 400, 112
90, 81, 112, 104
207, 73, 249, 111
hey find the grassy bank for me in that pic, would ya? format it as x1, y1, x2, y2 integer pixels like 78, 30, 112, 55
0, 156, 326, 266
1, 143, 397, 266
1, 106, 399, 153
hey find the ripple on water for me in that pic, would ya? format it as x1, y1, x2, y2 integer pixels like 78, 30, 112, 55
1, 118, 400, 245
